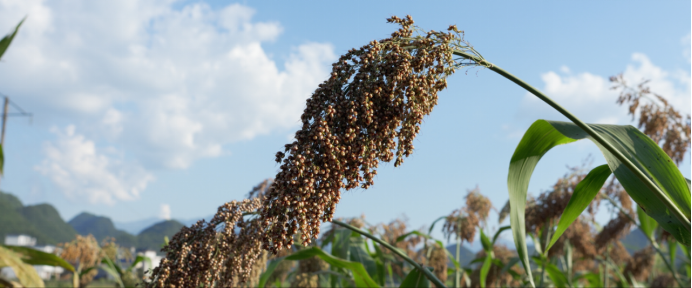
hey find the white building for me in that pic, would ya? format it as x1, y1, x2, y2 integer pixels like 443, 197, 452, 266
4, 234, 37, 246
136, 250, 163, 280
2, 235, 64, 280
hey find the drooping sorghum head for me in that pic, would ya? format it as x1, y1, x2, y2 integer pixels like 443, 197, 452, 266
259, 15, 475, 253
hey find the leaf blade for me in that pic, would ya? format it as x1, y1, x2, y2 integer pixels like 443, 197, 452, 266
400, 267, 430, 288
286, 246, 380, 288
0, 17, 25, 61
508, 120, 576, 287
548, 164, 612, 251
2, 245, 75, 273
0, 245, 44, 288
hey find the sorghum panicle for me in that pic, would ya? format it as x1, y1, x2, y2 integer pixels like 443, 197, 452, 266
147, 198, 264, 287
260, 15, 465, 252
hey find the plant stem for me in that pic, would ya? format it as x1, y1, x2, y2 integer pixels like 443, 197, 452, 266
538, 220, 551, 288
332, 220, 447, 288
601, 193, 685, 287
455, 236, 461, 288
452, 50, 691, 232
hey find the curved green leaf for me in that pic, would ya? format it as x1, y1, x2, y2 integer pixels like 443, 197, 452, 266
547, 121, 690, 242
508, 120, 691, 287
0, 246, 44, 288
2, 245, 75, 273
532, 256, 568, 288
349, 236, 378, 283
286, 246, 380, 288
257, 257, 285, 288
400, 267, 430, 288
637, 205, 658, 239
547, 164, 612, 251
491, 226, 511, 246
428, 216, 447, 235
508, 120, 575, 287
0, 144, 4, 175
479, 255, 492, 288
480, 229, 492, 252
100, 256, 125, 288
0, 17, 25, 61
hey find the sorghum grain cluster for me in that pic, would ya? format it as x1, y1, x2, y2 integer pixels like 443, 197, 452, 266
260, 15, 468, 253
147, 198, 264, 287
443, 187, 492, 243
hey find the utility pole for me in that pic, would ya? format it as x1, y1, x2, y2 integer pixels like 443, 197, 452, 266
0, 94, 32, 190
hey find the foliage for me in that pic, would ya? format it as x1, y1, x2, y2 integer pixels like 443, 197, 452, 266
1, 14, 684, 288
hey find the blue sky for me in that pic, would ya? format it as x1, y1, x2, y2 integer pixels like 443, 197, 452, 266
0, 1, 689, 246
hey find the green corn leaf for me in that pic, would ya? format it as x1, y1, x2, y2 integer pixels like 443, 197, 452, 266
0, 144, 4, 175
286, 246, 380, 288
508, 120, 691, 287
444, 249, 462, 272
669, 238, 677, 271
547, 164, 612, 251
100, 256, 125, 288
575, 271, 601, 288
258, 257, 285, 288
0, 17, 25, 61
500, 257, 520, 275
2, 245, 75, 273
491, 226, 511, 246
428, 216, 447, 235
400, 267, 430, 288
532, 256, 568, 288
480, 229, 492, 252
0, 246, 44, 288
479, 255, 492, 288
127, 255, 152, 273
348, 236, 379, 283
637, 205, 658, 239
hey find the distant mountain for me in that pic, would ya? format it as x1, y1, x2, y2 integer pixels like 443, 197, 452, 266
0, 191, 77, 245
445, 243, 476, 266
179, 215, 214, 227
620, 228, 649, 253
68, 212, 137, 247
114, 217, 162, 235
137, 220, 185, 251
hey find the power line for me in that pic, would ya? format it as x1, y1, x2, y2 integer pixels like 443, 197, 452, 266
0, 92, 33, 189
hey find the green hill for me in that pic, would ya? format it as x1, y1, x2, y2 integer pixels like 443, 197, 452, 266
68, 212, 138, 247
0, 191, 77, 245
137, 220, 184, 251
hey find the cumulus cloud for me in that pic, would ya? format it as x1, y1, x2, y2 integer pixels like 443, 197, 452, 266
0, 1, 336, 203
518, 53, 691, 125
159, 203, 171, 220
0, 0, 335, 169
35, 125, 154, 205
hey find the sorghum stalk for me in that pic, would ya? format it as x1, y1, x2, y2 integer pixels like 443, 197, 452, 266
452, 50, 691, 232
455, 235, 461, 287
332, 220, 447, 288
601, 193, 685, 287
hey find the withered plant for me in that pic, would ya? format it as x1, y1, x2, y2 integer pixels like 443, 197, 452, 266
58, 234, 103, 288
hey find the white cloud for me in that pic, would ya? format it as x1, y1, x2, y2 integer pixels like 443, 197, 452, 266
683, 33, 690, 64
518, 53, 691, 125
0, 1, 336, 169
159, 203, 171, 220
35, 125, 155, 205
